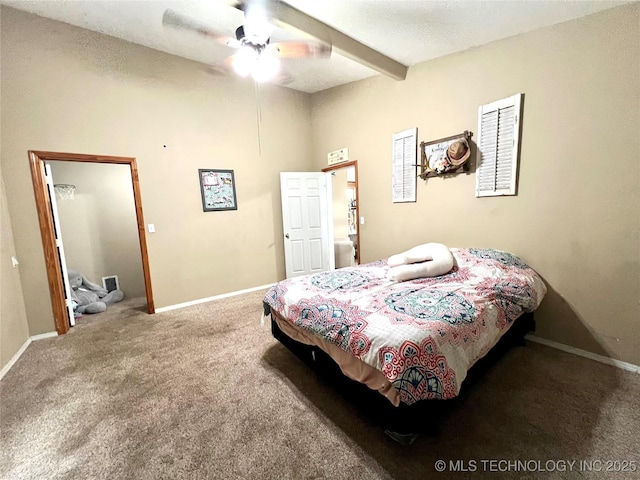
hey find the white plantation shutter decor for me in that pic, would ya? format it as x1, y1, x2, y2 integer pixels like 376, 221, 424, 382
392, 128, 417, 203
476, 94, 522, 197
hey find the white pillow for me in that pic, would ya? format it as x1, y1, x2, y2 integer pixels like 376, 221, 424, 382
388, 243, 454, 281
387, 242, 443, 267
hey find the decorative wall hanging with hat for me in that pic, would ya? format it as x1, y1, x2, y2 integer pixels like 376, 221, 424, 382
418, 130, 473, 179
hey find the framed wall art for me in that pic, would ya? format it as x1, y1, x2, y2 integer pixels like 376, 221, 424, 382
419, 130, 473, 179
198, 169, 238, 212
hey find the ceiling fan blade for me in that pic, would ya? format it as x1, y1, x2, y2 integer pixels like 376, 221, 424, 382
162, 9, 237, 47
200, 64, 230, 77
266, 41, 331, 59
268, 69, 294, 86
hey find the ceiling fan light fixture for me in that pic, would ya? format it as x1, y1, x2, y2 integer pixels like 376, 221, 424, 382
252, 52, 280, 83
232, 45, 259, 77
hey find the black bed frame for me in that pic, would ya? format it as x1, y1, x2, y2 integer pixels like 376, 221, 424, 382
271, 312, 535, 444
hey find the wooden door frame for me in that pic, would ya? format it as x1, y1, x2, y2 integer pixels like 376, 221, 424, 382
28, 150, 155, 335
321, 160, 361, 264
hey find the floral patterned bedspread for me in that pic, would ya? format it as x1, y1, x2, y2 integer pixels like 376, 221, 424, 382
264, 248, 547, 405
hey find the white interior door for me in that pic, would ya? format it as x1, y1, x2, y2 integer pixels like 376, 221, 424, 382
45, 163, 75, 327
280, 172, 334, 278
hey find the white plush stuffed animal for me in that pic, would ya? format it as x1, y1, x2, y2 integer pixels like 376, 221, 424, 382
67, 268, 124, 314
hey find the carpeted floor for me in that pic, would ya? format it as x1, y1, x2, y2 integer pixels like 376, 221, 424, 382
1, 291, 639, 479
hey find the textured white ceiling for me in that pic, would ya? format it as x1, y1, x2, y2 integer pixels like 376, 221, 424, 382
0, 0, 629, 93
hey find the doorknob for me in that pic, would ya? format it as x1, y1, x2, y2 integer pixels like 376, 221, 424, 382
285, 233, 290, 239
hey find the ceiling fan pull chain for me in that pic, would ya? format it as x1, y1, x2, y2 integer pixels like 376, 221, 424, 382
255, 80, 262, 156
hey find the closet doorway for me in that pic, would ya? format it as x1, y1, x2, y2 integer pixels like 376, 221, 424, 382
322, 161, 360, 267
29, 151, 154, 335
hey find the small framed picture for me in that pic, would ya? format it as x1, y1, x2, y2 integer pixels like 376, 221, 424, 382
102, 275, 120, 292
198, 169, 238, 212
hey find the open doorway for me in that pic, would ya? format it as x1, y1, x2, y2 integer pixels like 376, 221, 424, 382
322, 161, 360, 267
29, 151, 154, 335
49, 160, 148, 326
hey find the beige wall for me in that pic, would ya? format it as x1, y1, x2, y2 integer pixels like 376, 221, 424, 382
310, 4, 639, 365
48, 161, 146, 298
1, 7, 313, 335
0, 175, 30, 370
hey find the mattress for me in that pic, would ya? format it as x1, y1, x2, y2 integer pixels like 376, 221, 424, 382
264, 248, 547, 406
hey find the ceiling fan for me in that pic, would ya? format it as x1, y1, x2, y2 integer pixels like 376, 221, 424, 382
162, 1, 332, 84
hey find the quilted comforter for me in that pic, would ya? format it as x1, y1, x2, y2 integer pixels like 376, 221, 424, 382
264, 248, 547, 405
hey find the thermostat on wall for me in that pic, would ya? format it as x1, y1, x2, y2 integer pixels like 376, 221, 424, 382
328, 148, 349, 165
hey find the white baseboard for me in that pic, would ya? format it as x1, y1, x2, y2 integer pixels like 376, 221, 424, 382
0, 331, 58, 381
155, 284, 274, 313
526, 334, 640, 374
30, 331, 59, 342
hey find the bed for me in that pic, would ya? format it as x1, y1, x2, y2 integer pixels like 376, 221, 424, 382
263, 247, 547, 441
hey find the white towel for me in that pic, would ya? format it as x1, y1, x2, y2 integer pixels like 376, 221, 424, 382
388, 243, 453, 281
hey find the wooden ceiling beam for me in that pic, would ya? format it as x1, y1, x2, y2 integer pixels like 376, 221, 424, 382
230, 0, 408, 81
